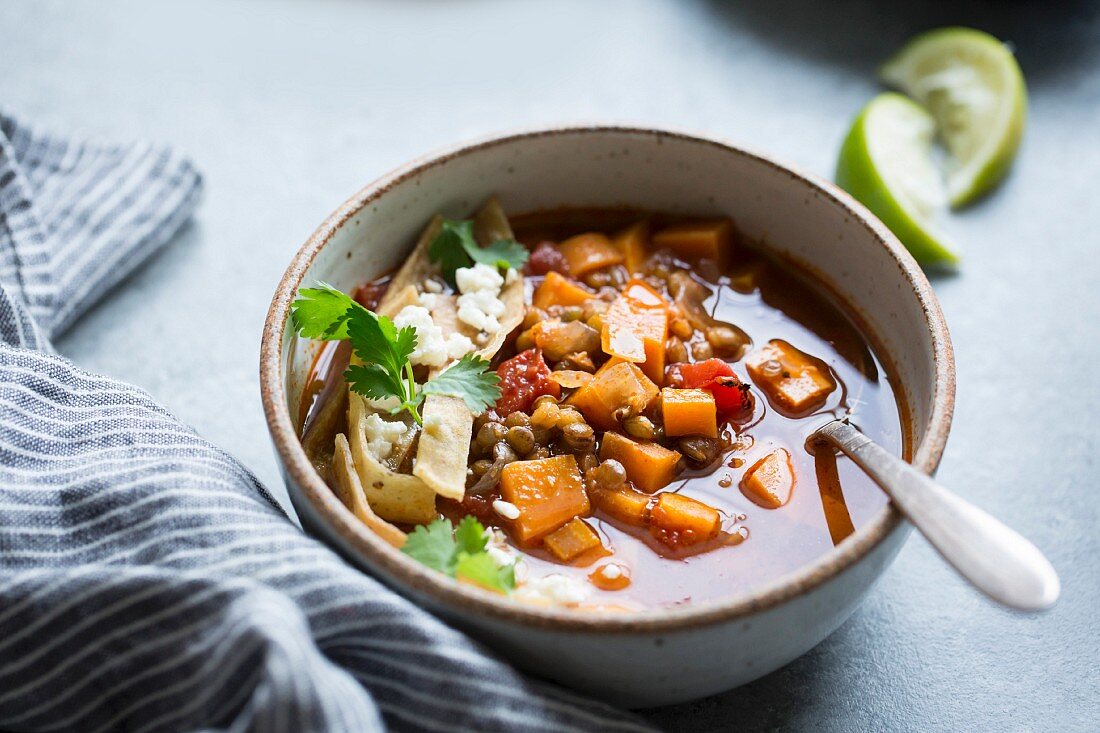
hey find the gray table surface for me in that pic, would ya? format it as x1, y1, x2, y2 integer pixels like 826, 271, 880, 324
5, 0, 1098, 730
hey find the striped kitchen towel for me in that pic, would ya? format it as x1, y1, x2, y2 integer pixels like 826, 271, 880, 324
0, 112, 651, 733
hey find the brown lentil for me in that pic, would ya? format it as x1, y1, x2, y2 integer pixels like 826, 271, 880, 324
561, 422, 596, 452
532, 394, 559, 409
504, 411, 530, 428
679, 437, 720, 465
505, 426, 536, 456
691, 340, 714, 360
531, 401, 561, 430
670, 317, 693, 340
515, 328, 536, 352
592, 459, 627, 490
705, 325, 744, 356
666, 337, 688, 364
492, 441, 518, 464
555, 406, 586, 428
560, 305, 584, 322
476, 422, 507, 453
623, 415, 658, 441
522, 307, 548, 330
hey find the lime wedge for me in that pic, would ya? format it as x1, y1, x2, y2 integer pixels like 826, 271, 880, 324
880, 27, 1027, 207
836, 93, 959, 266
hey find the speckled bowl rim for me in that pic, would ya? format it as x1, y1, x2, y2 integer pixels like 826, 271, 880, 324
260, 124, 955, 634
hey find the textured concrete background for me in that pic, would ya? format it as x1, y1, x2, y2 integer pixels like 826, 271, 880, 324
3, 0, 1098, 730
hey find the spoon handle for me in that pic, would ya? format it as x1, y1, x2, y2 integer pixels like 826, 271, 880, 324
815, 420, 1060, 611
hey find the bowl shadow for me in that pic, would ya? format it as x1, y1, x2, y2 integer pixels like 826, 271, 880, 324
698, 0, 1099, 88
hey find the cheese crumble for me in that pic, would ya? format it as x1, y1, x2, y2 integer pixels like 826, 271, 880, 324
514, 573, 591, 606
362, 413, 407, 462
455, 264, 509, 336
393, 304, 474, 367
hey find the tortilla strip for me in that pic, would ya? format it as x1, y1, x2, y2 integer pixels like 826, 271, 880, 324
333, 433, 407, 548
347, 391, 438, 524
412, 394, 473, 500
412, 198, 525, 499
377, 215, 444, 314
345, 216, 450, 518
473, 196, 514, 244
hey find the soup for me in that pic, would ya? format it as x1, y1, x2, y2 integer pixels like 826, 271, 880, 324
295, 200, 905, 611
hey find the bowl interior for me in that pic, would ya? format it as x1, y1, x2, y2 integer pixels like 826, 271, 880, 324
268, 126, 953, 626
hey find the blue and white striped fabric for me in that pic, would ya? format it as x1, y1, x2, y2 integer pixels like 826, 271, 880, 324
0, 112, 652, 733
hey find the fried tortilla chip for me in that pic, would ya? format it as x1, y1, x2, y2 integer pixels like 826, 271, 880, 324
413, 198, 524, 499
333, 433, 407, 548
345, 198, 525, 517
347, 391, 437, 525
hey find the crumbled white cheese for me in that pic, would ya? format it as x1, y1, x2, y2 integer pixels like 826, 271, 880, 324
600, 563, 623, 580
483, 528, 519, 569
504, 267, 519, 285
362, 413, 407, 461
393, 305, 467, 368
418, 292, 440, 309
454, 264, 508, 337
446, 333, 475, 360
393, 305, 445, 367
514, 573, 591, 606
457, 289, 506, 333
491, 499, 521, 520
422, 278, 444, 293
456, 263, 504, 294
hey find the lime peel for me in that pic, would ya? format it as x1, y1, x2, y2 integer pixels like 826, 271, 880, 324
880, 26, 1027, 207
836, 93, 960, 266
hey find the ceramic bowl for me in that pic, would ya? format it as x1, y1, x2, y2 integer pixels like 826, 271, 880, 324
260, 126, 954, 708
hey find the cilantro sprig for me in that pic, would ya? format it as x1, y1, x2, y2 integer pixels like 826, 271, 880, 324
428, 219, 528, 287
402, 516, 516, 593
291, 284, 501, 424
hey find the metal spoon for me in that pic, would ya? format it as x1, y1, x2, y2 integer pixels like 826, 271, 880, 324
811, 419, 1060, 612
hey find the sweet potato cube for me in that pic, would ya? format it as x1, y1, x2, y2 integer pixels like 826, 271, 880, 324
652, 219, 733, 261
559, 233, 624, 276
568, 361, 659, 431
532, 271, 595, 311
599, 431, 682, 494
649, 493, 721, 548
601, 280, 669, 384
740, 448, 795, 509
661, 388, 718, 438
591, 486, 652, 526
543, 518, 604, 562
745, 340, 836, 415
501, 455, 591, 543
612, 221, 649, 274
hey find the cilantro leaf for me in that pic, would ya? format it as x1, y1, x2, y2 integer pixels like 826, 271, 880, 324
345, 306, 417, 380
401, 516, 515, 593
291, 284, 362, 340
342, 304, 422, 419
427, 220, 475, 286
343, 363, 404, 404
422, 354, 502, 413
401, 519, 457, 574
466, 238, 529, 273
454, 551, 516, 594
428, 218, 528, 286
454, 515, 488, 555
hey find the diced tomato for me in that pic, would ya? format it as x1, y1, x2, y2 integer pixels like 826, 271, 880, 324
666, 358, 753, 414
525, 241, 569, 276
495, 349, 561, 414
